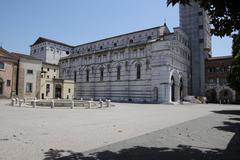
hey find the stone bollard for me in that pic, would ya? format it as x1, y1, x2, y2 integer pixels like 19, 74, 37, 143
23, 98, 26, 104
80, 98, 83, 101
99, 100, 103, 108
11, 98, 16, 106
90, 98, 93, 101
87, 101, 92, 109
19, 99, 23, 107
51, 100, 55, 109
15, 98, 19, 104
71, 100, 74, 109
32, 100, 37, 108
106, 100, 111, 108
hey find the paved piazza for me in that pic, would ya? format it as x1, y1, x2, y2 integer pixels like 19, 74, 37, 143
0, 99, 239, 160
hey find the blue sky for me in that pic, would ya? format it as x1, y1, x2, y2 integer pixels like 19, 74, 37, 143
0, 0, 232, 56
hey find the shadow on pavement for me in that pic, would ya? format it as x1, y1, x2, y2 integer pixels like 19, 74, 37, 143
213, 110, 240, 159
44, 145, 224, 160
43, 110, 240, 160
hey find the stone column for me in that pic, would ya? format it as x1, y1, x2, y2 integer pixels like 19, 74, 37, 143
87, 101, 91, 109
99, 100, 103, 108
51, 100, 55, 109
32, 100, 37, 108
71, 100, 74, 109
19, 100, 23, 107
11, 98, 15, 106
106, 100, 111, 107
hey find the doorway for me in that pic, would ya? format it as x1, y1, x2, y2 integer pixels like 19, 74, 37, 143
171, 77, 175, 102
55, 84, 62, 98
153, 87, 158, 103
0, 78, 3, 95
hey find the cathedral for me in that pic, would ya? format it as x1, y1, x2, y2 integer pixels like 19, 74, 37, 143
30, 1, 211, 103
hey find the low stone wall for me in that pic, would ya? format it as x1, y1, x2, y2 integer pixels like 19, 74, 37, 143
11, 98, 114, 109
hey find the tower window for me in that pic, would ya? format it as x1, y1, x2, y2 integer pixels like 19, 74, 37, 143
26, 83, 33, 93
6, 80, 11, 86
0, 62, 5, 69
129, 39, 133, 44
27, 69, 33, 74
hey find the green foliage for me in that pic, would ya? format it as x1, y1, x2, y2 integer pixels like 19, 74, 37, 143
228, 54, 240, 91
232, 32, 240, 57
167, 0, 240, 37
228, 32, 240, 91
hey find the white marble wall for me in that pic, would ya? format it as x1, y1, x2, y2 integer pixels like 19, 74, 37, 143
59, 27, 191, 103
31, 42, 72, 65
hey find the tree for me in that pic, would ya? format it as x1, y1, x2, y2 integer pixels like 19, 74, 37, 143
228, 32, 240, 91
167, 0, 240, 37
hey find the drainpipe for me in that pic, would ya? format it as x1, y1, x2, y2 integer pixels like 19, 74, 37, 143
16, 60, 20, 96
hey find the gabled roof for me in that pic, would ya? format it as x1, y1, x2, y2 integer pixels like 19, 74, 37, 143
11, 52, 42, 61
0, 47, 18, 60
31, 37, 73, 48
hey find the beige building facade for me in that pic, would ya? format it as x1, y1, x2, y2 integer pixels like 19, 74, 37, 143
12, 53, 42, 99
0, 48, 18, 98
40, 62, 74, 99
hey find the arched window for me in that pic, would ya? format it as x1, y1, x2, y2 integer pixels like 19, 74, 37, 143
100, 67, 104, 81
129, 39, 133, 44
117, 66, 121, 80
136, 63, 141, 79
0, 62, 4, 70
86, 69, 90, 82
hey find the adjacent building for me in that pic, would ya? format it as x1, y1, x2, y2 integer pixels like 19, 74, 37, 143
11, 53, 42, 99
0, 48, 18, 98
205, 56, 238, 103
